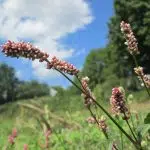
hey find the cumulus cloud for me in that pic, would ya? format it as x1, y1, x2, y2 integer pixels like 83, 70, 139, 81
0, 0, 93, 79
16, 70, 22, 79
50, 88, 57, 97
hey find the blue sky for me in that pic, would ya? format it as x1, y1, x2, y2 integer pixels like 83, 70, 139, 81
0, 0, 114, 87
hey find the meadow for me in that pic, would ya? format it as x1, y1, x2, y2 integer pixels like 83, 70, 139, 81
0, 95, 150, 150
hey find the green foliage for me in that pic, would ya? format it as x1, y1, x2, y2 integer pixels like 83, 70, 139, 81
144, 113, 150, 124
132, 90, 150, 102
16, 80, 49, 100
0, 97, 150, 150
108, 0, 150, 75
81, 0, 150, 92
0, 63, 18, 104
0, 63, 50, 104
82, 48, 107, 89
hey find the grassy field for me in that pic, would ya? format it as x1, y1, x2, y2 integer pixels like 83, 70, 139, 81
0, 96, 150, 150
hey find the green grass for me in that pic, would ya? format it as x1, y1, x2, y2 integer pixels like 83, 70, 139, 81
0, 96, 150, 150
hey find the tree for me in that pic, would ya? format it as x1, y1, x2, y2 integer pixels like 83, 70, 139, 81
80, 0, 150, 91
16, 80, 50, 99
0, 63, 18, 104
82, 48, 107, 89
108, 0, 150, 76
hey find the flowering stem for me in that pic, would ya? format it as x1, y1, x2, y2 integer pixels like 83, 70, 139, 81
120, 131, 123, 150
114, 145, 119, 150
43, 59, 141, 149
128, 105, 137, 136
56, 68, 83, 91
88, 106, 109, 140
131, 116, 136, 129
53, 69, 139, 149
132, 55, 150, 98
75, 76, 139, 146
124, 113, 138, 142
92, 100, 138, 147
125, 118, 142, 149
88, 107, 99, 125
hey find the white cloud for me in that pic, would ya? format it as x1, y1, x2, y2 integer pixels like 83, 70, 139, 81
50, 88, 57, 97
0, 0, 93, 79
16, 70, 22, 79
75, 48, 86, 56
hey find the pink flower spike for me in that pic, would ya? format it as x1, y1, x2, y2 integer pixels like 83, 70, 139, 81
120, 21, 139, 55
110, 87, 130, 120
8, 135, 15, 145
24, 144, 29, 150
45, 129, 51, 137
47, 56, 79, 76
81, 77, 95, 107
12, 128, 17, 138
1, 40, 49, 62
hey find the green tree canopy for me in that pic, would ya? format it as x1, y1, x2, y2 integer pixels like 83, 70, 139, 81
16, 80, 50, 99
108, 0, 150, 76
0, 63, 18, 104
80, 0, 150, 91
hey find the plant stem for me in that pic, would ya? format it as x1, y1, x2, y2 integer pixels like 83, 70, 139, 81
75, 77, 138, 146
124, 114, 138, 142
125, 118, 143, 149
55, 71, 138, 148
88, 107, 99, 125
130, 113, 137, 137
113, 144, 119, 150
132, 55, 150, 98
92, 100, 136, 145
120, 131, 123, 150
88, 106, 109, 139
45, 59, 141, 149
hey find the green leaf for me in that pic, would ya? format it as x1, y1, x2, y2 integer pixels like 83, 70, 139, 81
137, 124, 150, 137
144, 113, 150, 124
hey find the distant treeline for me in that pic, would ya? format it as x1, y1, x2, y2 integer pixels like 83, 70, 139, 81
0, 63, 50, 105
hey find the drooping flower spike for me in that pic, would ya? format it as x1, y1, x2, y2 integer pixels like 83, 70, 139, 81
1, 40, 79, 76
1, 40, 49, 62
24, 144, 29, 150
47, 56, 79, 75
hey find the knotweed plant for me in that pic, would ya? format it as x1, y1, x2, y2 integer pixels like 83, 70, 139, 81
110, 87, 130, 120
86, 115, 108, 139
23, 144, 29, 150
120, 21, 139, 55
39, 129, 52, 149
1, 21, 150, 150
120, 21, 150, 97
4, 128, 18, 149
134, 67, 150, 88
